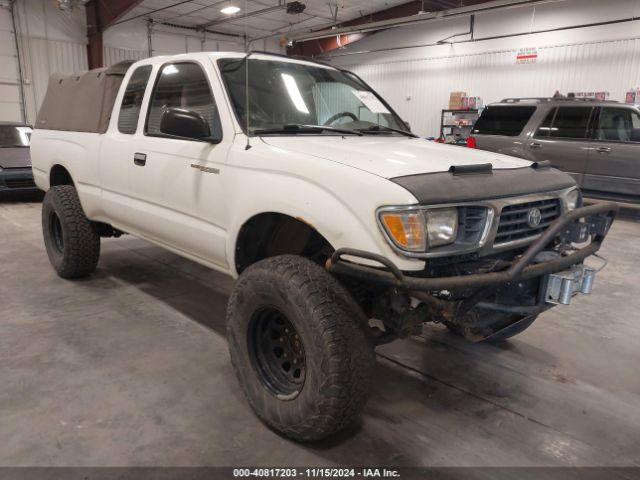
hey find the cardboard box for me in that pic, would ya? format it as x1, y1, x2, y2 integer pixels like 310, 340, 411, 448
465, 96, 483, 110
449, 91, 467, 110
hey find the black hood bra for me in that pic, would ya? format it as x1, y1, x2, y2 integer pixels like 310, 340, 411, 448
392, 165, 577, 204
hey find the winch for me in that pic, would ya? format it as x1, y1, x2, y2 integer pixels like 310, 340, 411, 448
545, 263, 600, 305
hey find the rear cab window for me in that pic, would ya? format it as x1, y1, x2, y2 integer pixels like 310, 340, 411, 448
118, 65, 153, 134
472, 106, 537, 137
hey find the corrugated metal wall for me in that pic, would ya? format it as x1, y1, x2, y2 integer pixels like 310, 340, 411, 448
5, 0, 283, 123
0, 5, 23, 122
103, 46, 147, 68
18, 35, 87, 124
342, 37, 640, 138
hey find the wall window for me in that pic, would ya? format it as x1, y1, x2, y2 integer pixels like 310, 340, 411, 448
548, 107, 592, 139
146, 62, 221, 138
596, 108, 640, 142
117, 65, 152, 134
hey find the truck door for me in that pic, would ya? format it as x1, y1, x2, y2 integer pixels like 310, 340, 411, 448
100, 64, 153, 222
111, 60, 231, 270
526, 106, 593, 187
585, 106, 640, 201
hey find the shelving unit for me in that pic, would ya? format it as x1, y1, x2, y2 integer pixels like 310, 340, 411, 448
440, 109, 480, 144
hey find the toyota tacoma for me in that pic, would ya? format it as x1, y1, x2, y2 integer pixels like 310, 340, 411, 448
30, 52, 617, 442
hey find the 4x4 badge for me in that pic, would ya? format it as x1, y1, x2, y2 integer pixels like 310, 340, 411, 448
527, 207, 542, 228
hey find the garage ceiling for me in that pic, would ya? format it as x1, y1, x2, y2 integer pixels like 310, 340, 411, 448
119, 0, 424, 39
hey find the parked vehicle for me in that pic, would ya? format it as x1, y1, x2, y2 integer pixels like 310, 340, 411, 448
31, 53, 617, 442
468, 98, 640, 204
0, 122, 37, 193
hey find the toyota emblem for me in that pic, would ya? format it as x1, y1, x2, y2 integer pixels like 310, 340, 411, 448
527, 208, 542, 228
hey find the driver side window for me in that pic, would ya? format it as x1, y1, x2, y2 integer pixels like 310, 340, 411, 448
145, 62, 222, 138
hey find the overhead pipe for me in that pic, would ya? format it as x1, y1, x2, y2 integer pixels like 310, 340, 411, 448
320, 15, 640, 59
158, 20, 245, 38
8, 0, 27, 123
436, 14, 474, 44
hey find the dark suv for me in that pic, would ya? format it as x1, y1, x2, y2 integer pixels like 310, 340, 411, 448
0, 122, 37, 193
469, 98, 640, 204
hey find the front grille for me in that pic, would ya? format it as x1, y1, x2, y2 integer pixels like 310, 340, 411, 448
495, 198, 561, 245
5, 178, 36, 189
459, 206, 489, 244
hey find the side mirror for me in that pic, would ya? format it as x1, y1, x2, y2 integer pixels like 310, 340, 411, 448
403, 120, 412, 131
160, 107, 219, 142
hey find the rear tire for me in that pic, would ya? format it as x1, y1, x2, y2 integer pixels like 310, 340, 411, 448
42, 185, 100, 279
226, 255, 375, 442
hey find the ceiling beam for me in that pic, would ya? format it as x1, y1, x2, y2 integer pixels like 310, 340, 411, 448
85, 0, 146, 68
287, 0, 553, 44
288, 1, 425, 57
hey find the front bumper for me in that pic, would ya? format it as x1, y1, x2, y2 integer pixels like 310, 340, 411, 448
0, 167, 38, 192
326, 202, 618, 292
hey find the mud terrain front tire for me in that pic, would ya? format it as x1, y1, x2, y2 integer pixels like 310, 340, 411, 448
42, 185, 100, 279
226, 255, 375, 442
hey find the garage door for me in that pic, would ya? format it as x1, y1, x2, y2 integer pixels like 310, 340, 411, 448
0, 6, 23, 123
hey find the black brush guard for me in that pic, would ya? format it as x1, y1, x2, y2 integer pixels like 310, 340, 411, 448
326, 202, 618, 292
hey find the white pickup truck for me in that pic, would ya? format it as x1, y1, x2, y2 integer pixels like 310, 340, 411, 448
31, 51, 617, 442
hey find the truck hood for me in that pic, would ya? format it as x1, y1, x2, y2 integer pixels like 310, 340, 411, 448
260, 136, 528, 178
0, 147, 31, 169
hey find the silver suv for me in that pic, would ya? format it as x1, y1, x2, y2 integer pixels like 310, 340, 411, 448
469, 98, 640, 204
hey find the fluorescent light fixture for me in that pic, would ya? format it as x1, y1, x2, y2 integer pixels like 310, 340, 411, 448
220, 5, 240, 14
281, 73, 309, 114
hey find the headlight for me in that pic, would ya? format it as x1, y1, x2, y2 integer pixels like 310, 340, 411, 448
379, 211, 426, 252
425, 207, 458, 247
379, 207, 459, 253
564, 189, 582, 212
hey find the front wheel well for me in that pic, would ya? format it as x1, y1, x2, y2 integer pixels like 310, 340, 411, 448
235, 213, 334, 274
50, 165, 74, 187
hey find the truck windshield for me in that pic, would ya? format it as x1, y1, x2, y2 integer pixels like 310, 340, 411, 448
0, 126, 31, 148
218, 58, 407, 136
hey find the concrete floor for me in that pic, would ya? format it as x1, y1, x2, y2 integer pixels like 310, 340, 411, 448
1, 194, 639, 468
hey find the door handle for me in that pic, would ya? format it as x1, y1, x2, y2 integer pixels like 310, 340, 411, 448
595, 146, 611, 154
134, 152, 147, 166
529, 142, 542, 149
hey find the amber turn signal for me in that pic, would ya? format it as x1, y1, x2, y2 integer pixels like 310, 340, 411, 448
379, 211, 427, 252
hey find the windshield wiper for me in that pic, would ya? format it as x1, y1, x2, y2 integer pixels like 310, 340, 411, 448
253, 124, 363, 136
357, 125, 418, 138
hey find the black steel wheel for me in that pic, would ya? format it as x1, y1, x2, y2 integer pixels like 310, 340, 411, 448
49, 211, 64, 253
248, 307, 306, 398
